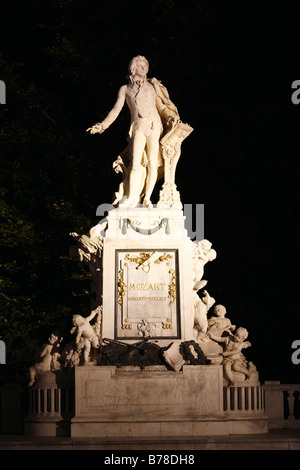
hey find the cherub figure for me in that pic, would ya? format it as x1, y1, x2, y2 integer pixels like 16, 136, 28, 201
137, 319, 159, 337
208, 327, 251, 386
28, 332, 62, 387
70, 311, 100, 365
193, 290, 215, 342
69, 232, 103, 265
192, 239, 217, 288
61, 342, 81, 368
69, 232, 103, 310
207, 304, 235, 337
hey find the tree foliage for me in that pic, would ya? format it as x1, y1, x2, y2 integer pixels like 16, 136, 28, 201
0, 0, 221, 377
0, 0, 300, 384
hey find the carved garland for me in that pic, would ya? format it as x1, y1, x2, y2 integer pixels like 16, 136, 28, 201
124, 252, 173, 273
168, 269, 176, 306
117, 268, 127, 308
121, 218, 170, 235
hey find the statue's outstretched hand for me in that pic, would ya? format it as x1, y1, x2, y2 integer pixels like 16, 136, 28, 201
86, 122, 105, 134
168, 115, 179, 126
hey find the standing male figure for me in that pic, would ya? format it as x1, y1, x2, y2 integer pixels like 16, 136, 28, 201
87, 56, 179, 207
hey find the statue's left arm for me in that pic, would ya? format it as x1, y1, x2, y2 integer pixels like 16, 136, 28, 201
156, 94, 179, 125
149, 77, 180, 125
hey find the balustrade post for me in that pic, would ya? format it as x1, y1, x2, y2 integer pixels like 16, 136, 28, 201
253, 386, 258, 411
37, 388, 41, 414
241, 386, 245, 411
233, 386, 238, 411
258, 386, 263, 410
58, 388, 61, 415
286, 389, 295, 421
226, 387, 231, 411
223, 384, 266, 416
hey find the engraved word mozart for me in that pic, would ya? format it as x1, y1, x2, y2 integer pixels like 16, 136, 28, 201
129, 282, 166, 291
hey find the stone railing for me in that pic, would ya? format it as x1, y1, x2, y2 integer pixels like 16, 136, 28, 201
223, 384, 265, 414
264, 381, 300, 429
24, 370, 74, 437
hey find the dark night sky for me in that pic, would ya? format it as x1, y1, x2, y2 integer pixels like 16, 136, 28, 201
1, 0, 300, 384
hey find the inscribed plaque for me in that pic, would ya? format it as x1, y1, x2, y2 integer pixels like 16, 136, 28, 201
115, 249, 180, 339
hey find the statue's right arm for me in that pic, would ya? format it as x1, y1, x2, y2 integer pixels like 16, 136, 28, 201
207, 332, 224, 343
75, 327, 82, 344
86, 310, 97, 322
86, 86, 126, 134
39, 345, 49, 358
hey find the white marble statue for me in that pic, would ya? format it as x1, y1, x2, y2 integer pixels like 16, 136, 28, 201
207, 304, 236, 337
28, 332, 62, 387
69, 231, 103, 310
70, 310, 101, 365
191, 239, 217, 341
137, 319, 159, 337
87, 55, 182, 208
193, 290, 215, 342
208, 326, 252, 386
192, 239, 217, 289
69, 231, 103, 265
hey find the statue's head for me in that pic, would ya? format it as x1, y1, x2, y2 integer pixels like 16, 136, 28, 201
208, 249, 217, 261
235, 327, 248, 341
72, 314, 85, 326
128, 56, 149, 81
200, 239, 212, 251
214, 304, 227, 317
48, 332, 59, 344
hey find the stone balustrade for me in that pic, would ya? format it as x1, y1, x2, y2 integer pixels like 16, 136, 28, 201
2, 377, 300, 436
223, 385, 264, 414
264, 381, 300, 429
24, 367, 268, 437
28, 385, 61, 417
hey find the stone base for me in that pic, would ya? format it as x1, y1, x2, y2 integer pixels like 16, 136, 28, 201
71, 365, 268, 437
24, 370, 74, 437
71, 417, 268, 438
24, 419, 60, 437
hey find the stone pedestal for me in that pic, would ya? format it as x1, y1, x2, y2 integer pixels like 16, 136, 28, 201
101, 207, 194, 345
65, 202, 269, 438
24, 370, 74, 437
24, 372, 61, 437
71, 365, 268, 437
